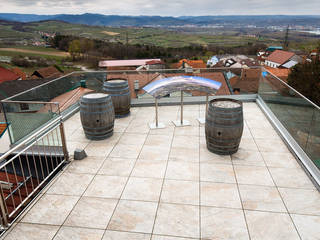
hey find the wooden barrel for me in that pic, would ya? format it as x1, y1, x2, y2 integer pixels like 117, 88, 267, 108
80, 93, 115, 140
205, 98, 243, 155
103, 79, 131, 118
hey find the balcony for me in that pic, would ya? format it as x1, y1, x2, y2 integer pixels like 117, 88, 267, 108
0, 68, 320, 239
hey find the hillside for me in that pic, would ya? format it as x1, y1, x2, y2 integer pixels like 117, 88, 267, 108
0, 13, 320, 28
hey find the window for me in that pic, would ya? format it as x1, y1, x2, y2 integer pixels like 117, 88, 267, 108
20, 103, 29, 111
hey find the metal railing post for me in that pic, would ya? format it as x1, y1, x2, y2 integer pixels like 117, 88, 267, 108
0, 188, 8, 228
59, 121, 69, 161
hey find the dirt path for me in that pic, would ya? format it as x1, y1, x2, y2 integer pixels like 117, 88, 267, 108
0, 48, 70, 57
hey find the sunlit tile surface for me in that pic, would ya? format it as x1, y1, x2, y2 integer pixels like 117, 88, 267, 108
4, 103, 320, 240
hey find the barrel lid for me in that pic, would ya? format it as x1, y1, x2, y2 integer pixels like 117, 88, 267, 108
107, 79, 126, 83
83, 93, 109, 99
211, 98, 241, 108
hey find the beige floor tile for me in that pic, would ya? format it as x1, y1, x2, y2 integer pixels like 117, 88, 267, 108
245, 210, 300, 240
22, 194, 79, 225
166, 161, 199, 181
153, 203, 199, 238
200, 148, 232, 164
118, 133, 148, 146
67, 156, 105, 174
103, 230, 151, 240
144, 134, 173, 147
47, 172, 94, 196
255, 139, 290, 153
53, 226, 104, 240
169, 147, 199, 162
68, 130, 91, 143
161, 179, 199, 205
109, 144, 142, 159
239, 185, 286, 212
238, 138, 259, 152
98, 158, 136, 176
151, 236, 194, 240
279, 188, 320, 215
91, 132, 122, 146
84, 142, 114, 157
231, 149, 265, 166
126, 122, 150, 134
201, 182, 241, 209
149, 126, 175, 135
234, 165, 274, 186
269, 167, 315, 189
139, 145, 171, 160
174, 126, 199, 136
250, 128, 281, 140
131, 159, 167, 178
261, 152, 300, 168
67, 141, 89, 155
201, 206, 249, 240
122, 177, 163, 201
64, 197, 117, 229
200, 163, 236, 183
84, 175, 127, 198
291, 214, 320, 240
171, 135, 199, 149
4, 223, 59, 240
108, 200, 158, 233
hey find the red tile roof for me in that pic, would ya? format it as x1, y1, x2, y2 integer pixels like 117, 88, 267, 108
266, 50, 295, 65
31, 66, 63, 79
230, 68, 261, 93
265, 67, 290, 82
0, 66, 20, 83
173, 59, 207, 69
11, 67, 27, 80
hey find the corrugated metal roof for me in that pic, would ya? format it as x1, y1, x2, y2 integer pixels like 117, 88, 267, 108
282, 60, 298, 69
99, 59, 161, 67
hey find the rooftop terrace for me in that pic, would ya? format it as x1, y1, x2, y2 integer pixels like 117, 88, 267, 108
2, 103, 320, 240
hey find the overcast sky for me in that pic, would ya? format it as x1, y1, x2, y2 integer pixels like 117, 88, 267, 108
1, 0, 320, 16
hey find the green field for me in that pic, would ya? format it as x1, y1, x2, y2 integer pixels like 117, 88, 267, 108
0, 20, 285, 48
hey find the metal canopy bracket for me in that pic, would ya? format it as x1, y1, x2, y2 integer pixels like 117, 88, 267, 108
197, 94, 209, 124
172, 90, 191, 127
149, 98, 165, 129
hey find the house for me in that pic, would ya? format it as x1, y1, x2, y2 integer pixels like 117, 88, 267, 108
31, 66, 63, 79
172, 59, 207, 69
229, 68, 262, 94
98, 59, 162, 70
265, 50, 301, 69
0, 66, 21, 83
266, 46, 283, 53
136, 60, 165, 71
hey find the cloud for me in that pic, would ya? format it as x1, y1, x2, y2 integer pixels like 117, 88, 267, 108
1, 0, 320, 15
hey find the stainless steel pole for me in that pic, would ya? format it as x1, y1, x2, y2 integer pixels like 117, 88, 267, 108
180, 90, 183, 125
155, 98, 158, 127
206, 94, 209, 113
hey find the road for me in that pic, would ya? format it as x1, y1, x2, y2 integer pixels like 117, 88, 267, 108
0, 48, 70, 57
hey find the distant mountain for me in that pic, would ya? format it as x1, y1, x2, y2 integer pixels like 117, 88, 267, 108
0, 13, 319, 27
0, 13, 188, 27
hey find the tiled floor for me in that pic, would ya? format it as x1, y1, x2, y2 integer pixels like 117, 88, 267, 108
3, 103, 320, 240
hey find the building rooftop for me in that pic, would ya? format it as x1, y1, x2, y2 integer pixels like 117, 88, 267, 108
0, 66, 20, 83
266, 50, 295, 65
2, 103, 320, 240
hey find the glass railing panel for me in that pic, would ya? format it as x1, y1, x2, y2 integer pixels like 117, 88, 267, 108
259, 70, 320, 169
1, 101, 60, 144
306, 109, 320, 167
